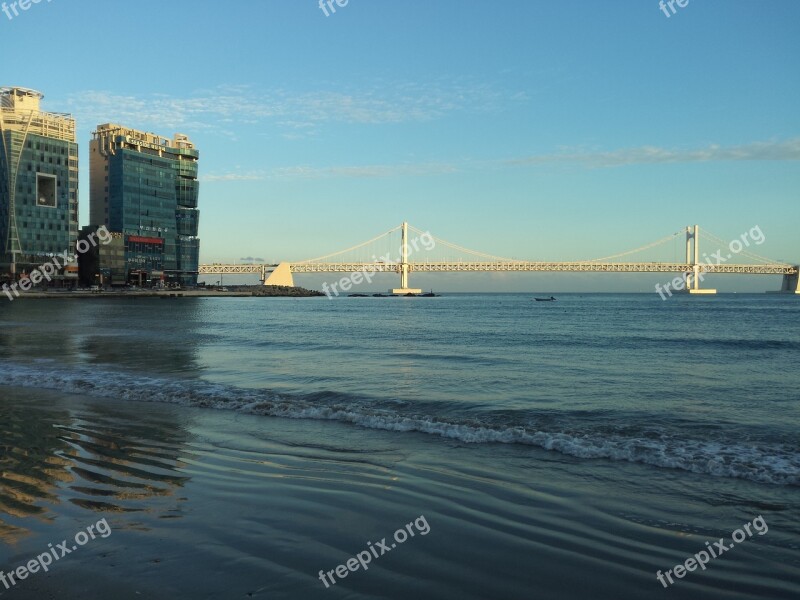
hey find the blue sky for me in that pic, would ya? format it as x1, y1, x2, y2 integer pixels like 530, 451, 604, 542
2, 0, 798, 291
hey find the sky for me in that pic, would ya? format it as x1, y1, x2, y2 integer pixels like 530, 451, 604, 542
2, 0, 798, 292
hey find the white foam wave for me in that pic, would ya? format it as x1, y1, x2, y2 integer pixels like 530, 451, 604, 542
2, 362, 798, 486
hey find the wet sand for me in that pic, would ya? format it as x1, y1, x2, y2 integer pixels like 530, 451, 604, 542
1, 387, 798, 599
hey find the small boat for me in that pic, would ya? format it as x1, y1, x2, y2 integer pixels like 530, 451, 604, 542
534, 296, 556, 302
348, 293, 368, 297
420, 290, 437, 297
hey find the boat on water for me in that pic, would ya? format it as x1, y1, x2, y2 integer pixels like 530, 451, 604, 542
534, 296, 556, 302
420, 290, 437, 297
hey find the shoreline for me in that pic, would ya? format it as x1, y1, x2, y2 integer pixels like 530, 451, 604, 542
5, 285, 324, 300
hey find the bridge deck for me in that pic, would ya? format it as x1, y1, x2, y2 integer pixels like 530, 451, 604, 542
200, 262, 797, 276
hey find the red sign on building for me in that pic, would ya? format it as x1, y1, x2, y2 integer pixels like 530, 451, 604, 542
127, 236, 164, 245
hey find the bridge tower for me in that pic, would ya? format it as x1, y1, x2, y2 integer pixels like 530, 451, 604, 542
391, 221, 422, 295
685, 225, 716, 295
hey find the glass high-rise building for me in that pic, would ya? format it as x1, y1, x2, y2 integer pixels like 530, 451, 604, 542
90, 124, 200, 286
0, 87, 79, 279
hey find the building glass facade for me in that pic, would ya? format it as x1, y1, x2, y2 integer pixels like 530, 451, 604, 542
90, 125, 200, 286
0, 87, 78, 279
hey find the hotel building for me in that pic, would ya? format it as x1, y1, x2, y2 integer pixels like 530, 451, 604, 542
0, 87, 79, 279
90, 124, 200, 286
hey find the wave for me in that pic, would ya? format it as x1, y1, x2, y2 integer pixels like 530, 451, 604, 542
563, 335, 800, 352
1, 360, 798, 487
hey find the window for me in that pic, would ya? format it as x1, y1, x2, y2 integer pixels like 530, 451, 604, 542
36, 173, 57, 208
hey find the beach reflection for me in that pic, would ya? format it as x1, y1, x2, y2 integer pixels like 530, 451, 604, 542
0, 391, 191, 544
0, 299, 207, 376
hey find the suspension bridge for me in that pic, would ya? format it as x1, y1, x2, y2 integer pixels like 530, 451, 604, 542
199, 222, 799, 295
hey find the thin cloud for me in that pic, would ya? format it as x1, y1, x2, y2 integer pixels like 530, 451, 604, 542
200, 137, 798, 183
202, 171, 266, 182
506, 138, 800, 168
63, 79, 521, 135
204, 162, 458, 182
269, 163, 459, 179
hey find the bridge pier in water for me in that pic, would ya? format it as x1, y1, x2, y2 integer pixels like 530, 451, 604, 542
769, 270, 800, 294
685, 225, 717, 295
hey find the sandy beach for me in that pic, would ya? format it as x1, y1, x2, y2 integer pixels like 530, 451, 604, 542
1, 384, 798, 599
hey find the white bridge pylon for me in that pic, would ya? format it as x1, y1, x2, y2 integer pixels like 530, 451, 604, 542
198, 222, 800, 294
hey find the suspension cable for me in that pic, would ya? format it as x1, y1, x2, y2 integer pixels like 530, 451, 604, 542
586, 231, 684, 262
296, 223, 782, 268
700, 229, 788, 265
296, 225, 401, 263
407, 224, 525, 262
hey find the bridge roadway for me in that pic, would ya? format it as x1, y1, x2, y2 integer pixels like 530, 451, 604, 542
199, 261, 797, 277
